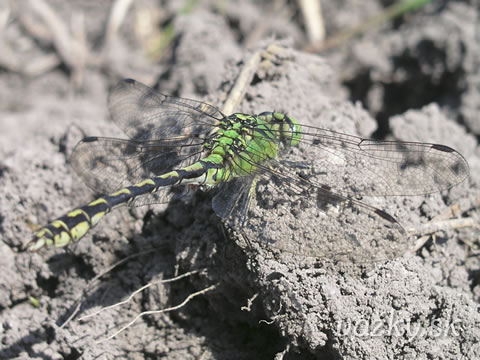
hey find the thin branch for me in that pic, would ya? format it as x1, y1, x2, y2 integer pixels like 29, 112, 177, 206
222, 50, 262, 115
298, 0, 325, 44
18, 10, 53, 43
408, 217, 477, 237
241, 293, 259, 312
78, 268, 206, 321
95, 283, 217, 343
70, 11, 87, 86
408, 213, 477, 254
28, 0, 90, 83
59, 248, 160, 329
104, 0, 134, 46
29, 0, 77, 67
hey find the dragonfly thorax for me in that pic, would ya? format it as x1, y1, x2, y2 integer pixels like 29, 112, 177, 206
200, 112, 303, 185
209, 112, 302, 149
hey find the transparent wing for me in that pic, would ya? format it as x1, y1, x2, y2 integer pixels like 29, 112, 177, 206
70, 136, 206, 194
223, 156, 407, 263
129, 183, 194, 207
283, 124, 469, 197
71, 79, 226, 196
217, 122, 468, 262
108, 79, 224, 141
212, 177, 255, 220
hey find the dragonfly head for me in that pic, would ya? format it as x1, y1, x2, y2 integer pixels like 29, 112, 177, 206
270, 112, 302, 147
286, 115, 302, 147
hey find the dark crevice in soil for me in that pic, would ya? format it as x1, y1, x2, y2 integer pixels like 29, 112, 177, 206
0, 214, 5, 233
223, 15, 245, 44
45, 324, 56, 343
171, 306, 287, 359
140, 209, 156, 237
344, 44, 465, 139
46, 253, 96, 282
60, 347, 82, 360
468, 269, 480, 293
36, 274, 60, 298
0, 162, 7, 178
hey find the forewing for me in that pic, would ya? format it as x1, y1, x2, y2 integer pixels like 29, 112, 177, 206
274, 124, 469, 197
71, 79, 225, 196
108, 79, 224, 141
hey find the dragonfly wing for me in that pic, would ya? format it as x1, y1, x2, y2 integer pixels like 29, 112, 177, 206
128, 184, 194, 207
72, 79, 223, 197
128, 175, 254, 209
108, 79, 224, 141
232, 160, 408, 263
219, 122, 468, 262
216, 142, 407, 262
276, 125, 469, 197
212, 176, 255, 221
70, 136, 205, 194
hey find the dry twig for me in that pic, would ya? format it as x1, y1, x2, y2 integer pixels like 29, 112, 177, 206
297, 0, 325, 44
28, 0, 89, 85
222, 50, 262, 115
408, 205, 477, 253
104, 0, 134, 46
59, 248, 160, 329
94, 283, 217, 343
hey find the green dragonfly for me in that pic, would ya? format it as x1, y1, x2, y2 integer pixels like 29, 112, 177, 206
27, 79, 469, 262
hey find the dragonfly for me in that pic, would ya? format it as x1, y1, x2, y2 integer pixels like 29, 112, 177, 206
27, 79, 469, 262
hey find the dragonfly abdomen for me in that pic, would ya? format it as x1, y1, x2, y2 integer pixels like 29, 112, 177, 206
27, 163, 213, 251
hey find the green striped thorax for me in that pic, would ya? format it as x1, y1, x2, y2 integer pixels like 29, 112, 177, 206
203, 112, 302, 184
